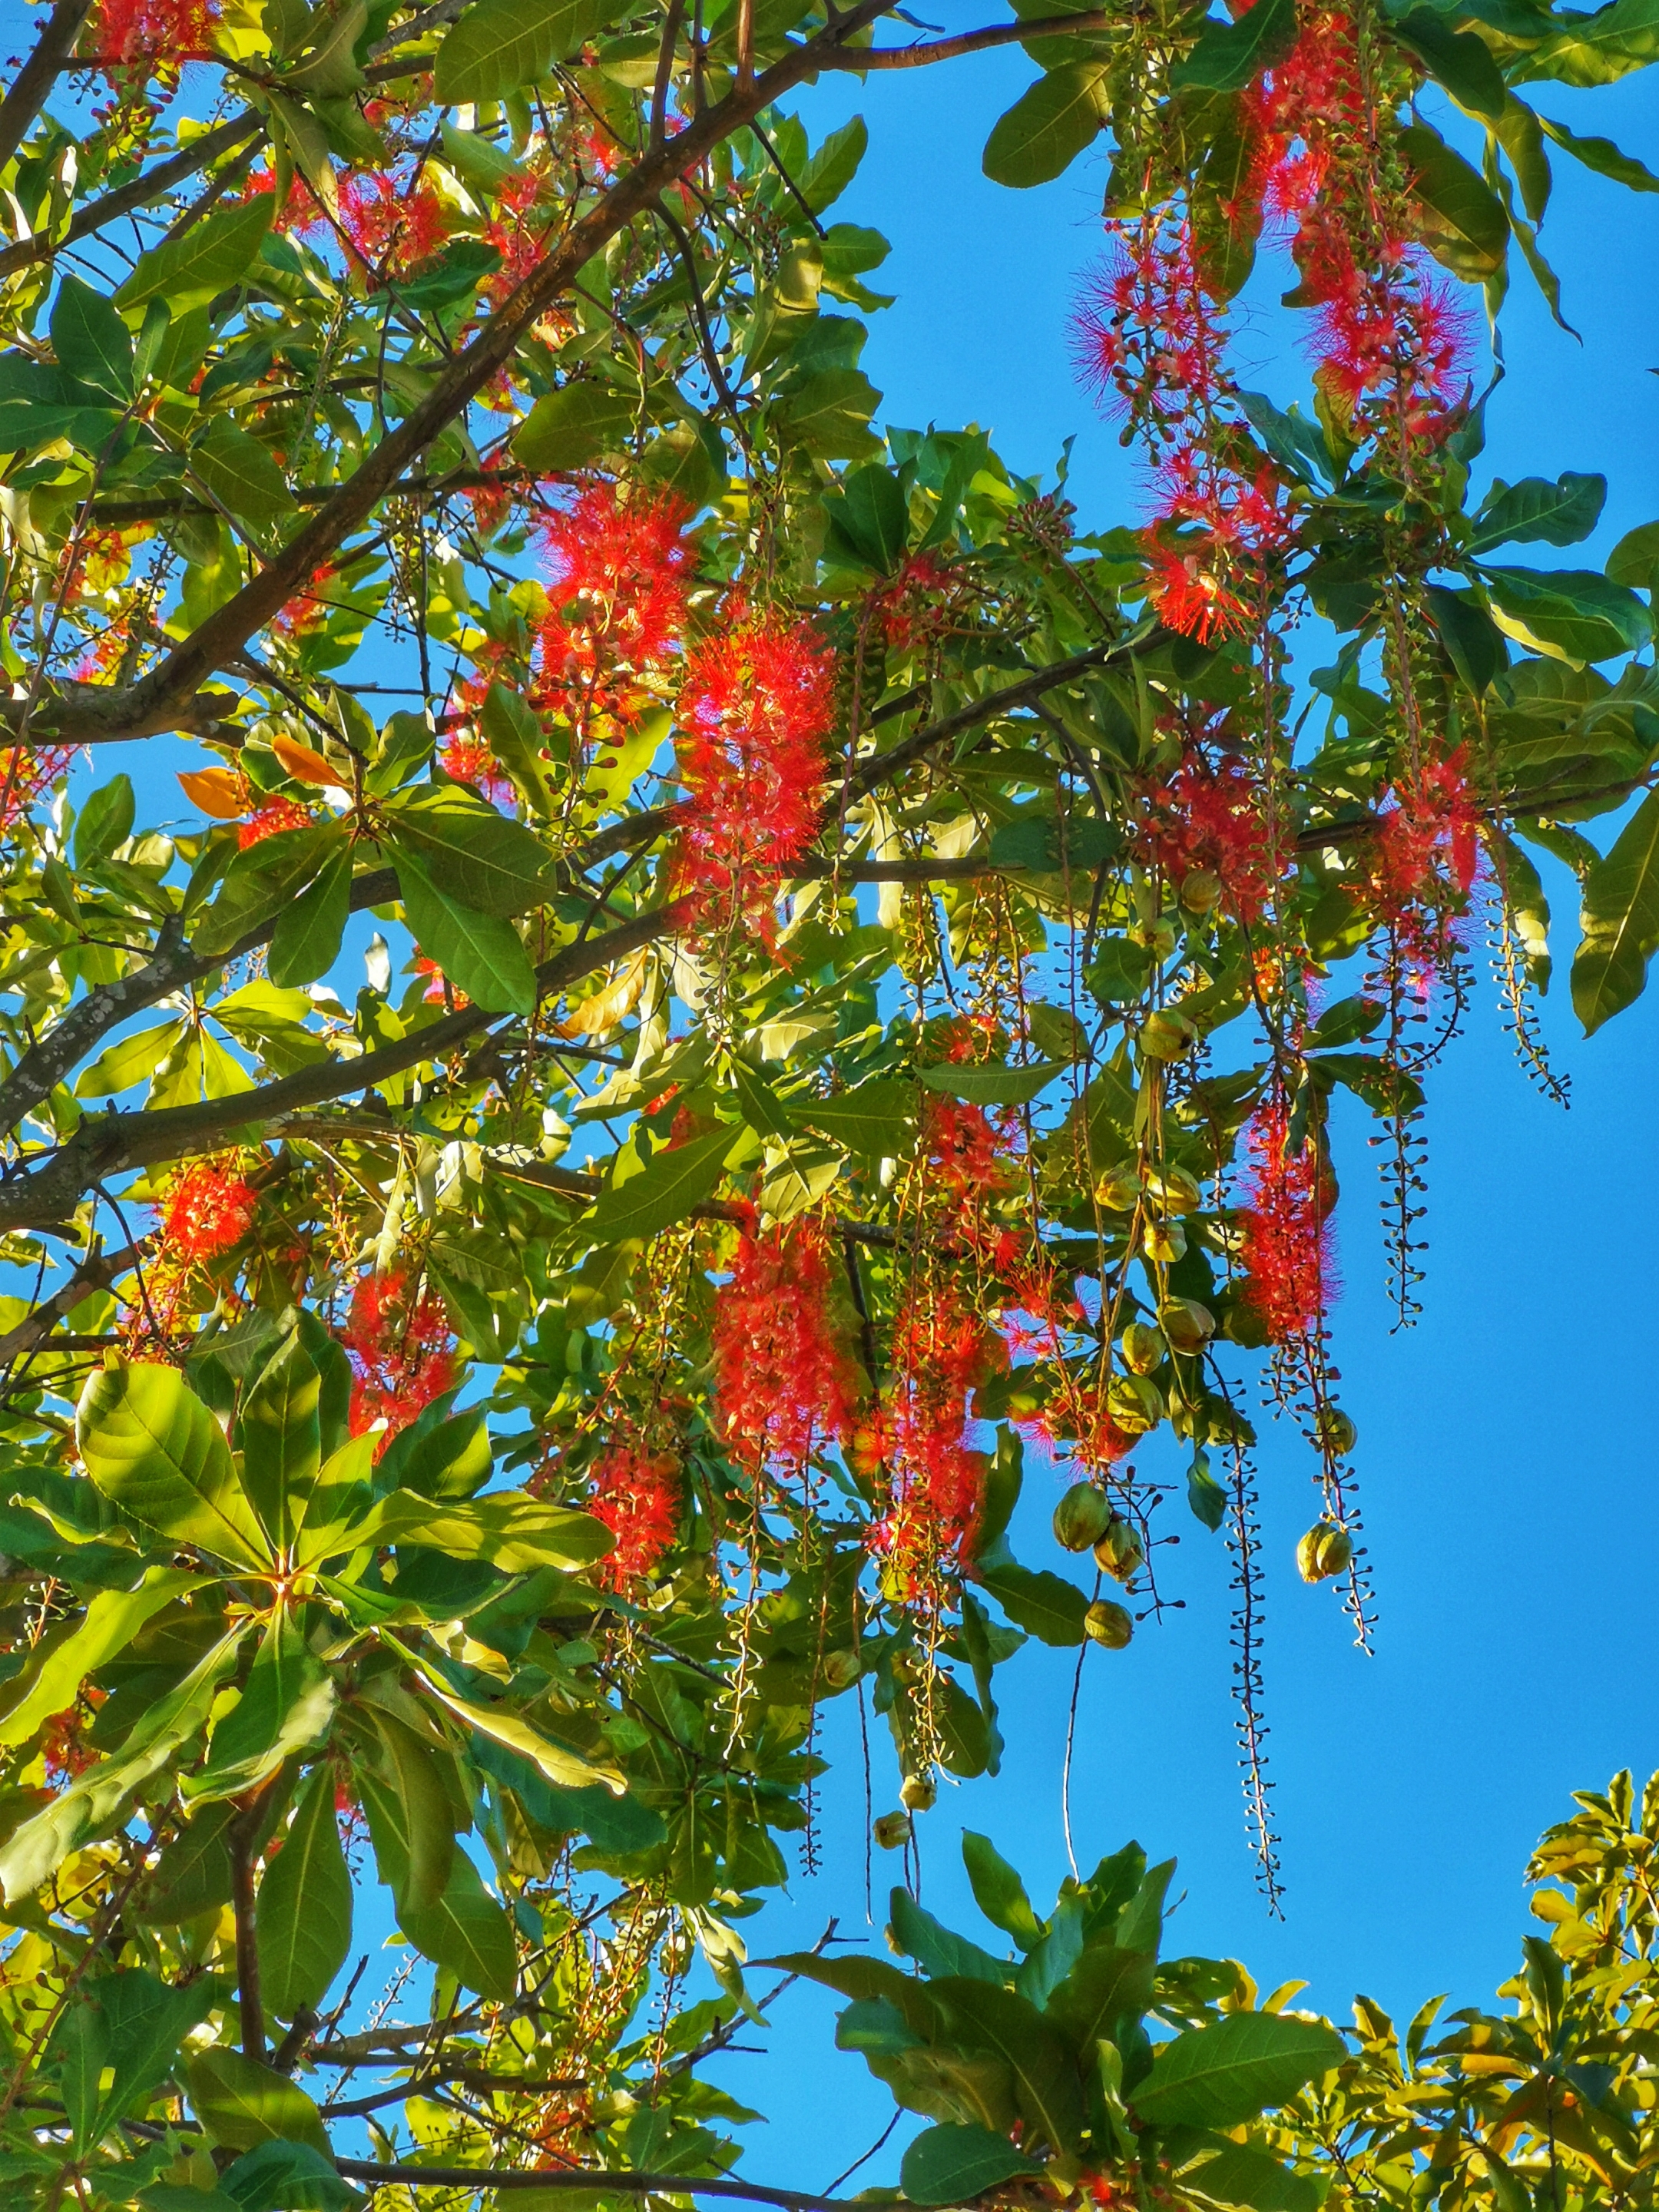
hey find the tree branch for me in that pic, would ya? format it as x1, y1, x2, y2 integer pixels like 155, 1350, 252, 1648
0, 0, 94, 172
813, 6, 1111, 68
333, 2161, 851, 2212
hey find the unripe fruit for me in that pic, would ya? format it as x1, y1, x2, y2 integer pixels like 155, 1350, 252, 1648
1129, 918, 1178, 957
1148, 1165, 1202, 1214
1139, 1009, 1194, 1060
1296, 1521, 1353, 1584
1084, 1598, 1134, 1650
1180, 869, 1222, 915
1054, 1482, 1113, 1553
1107, 1373, 1163, 1432
1121, 1321, 1164, 1375
899, 1773, 936, 1813
1160, 1298, 1216, 1355
873, 1811, 912, 1849
1315, 1406, 1358, 1456
1094, 1163, 1141, 1211
821, 1648, 862, 1693
1093, 1512, 1144, 1584
1143, 1218, 1187, 1264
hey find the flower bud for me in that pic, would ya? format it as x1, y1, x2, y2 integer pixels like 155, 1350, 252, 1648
1315, 1406, 1357, 1456
1143, 1218, 1187, 1264
1093, 1512, 1144, 1584
873, 1811, 912, 1850
1180, 869, 1222, 916
1296, 1520, 1353, 1584
1094, 1163, 1141, 1211
1121, 1321, 1164, 1375
1139, 1009, 1194, 1060
1084, 1598, 1134, 1650
1107, 1373, 1163, 1432
1053, 1482, 1113, 1553
1160, 1298, 1215, 1355
899, 1773, 936, 1812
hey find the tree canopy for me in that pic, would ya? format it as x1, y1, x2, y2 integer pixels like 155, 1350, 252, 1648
0, 0, 1657, 2200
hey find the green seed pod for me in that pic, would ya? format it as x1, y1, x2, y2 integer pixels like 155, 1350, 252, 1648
1180, 868, 1222, 915
873, 1810, 912, 1850
1107, 1372, 1164, 1432
1143, 1217, 1187, 1264
1093, 1512, 1145, 1584
1139, 1009, 1194, 1060
1084, 1598, 1134, 1650
1160, 1298, 1216, 1355
899, 1773, 936, 1813
1053, 1481, 1113, 1552
821, 1648, 862, 1693
1315, 1406, 1358, 1456
1296, 1521, 1354, 1584
1094, 1163, 1141, 1211
1121, 1321, 1165, 1375
1148, 1165, 1202, 1214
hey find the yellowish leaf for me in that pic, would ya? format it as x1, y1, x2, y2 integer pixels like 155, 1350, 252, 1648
177, 767, 245, 820
271, 733, 342, 788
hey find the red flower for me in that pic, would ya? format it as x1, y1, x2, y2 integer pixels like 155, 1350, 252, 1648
237, 795, 313, 847
1071, 216, 1229, 439
535, 482, 693, 740
414, 955, 469, 1007
868, 1273, 997, 1597
440, 734, 516, 810
675, 613, 835, 930
93, 0, 218, 71
1239, 1100, 1336, 1343
339, 171, 451, 278
157, 1158, 259, 1263
711, 1216, 859, 1474
342, 1268, 455, 1445
0, 745, 76, 832
1141, 746, 1280, 922
589, 1442, 680, 1588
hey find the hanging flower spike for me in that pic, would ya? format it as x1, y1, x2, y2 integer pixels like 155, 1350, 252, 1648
237, 794, 313, 848
1141, 744, 1281, 924
1239, 1099, 1336, 1343
676, 611, 835, 932
711, 1216, 859, 1475
0, 744, 77, 833
536, 481, 694, 737
156, 1157, 259, 1265
869, 1272, 999, 1599
343, 1268, 456, 1445
589, 1442, 680, 1588
92, 0, 219, 75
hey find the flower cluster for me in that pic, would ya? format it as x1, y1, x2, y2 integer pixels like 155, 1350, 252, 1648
157, 1157, 259, 1264
343, 1267, 455, 1443
868, 1273, 997, 1599
675, 612, 835, 935
711, 1215, 858, 1475
536, 482, 693, 747
339, 169, 451, 280
238, 793, 313, 847
92, 0, 218, 77
589, 1441, 680, 1588
1141, 743, 1281, 922
1364, 747, 1482, 984
1239, 1099, 1336, 1343
0, 744, 76, 833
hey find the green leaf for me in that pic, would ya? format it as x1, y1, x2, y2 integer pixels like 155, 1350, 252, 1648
1469, 472, 1606, 552
1538, 109, 1659, 189
238, 1325, 321, 1552
185, 2048, 331, 2156
52, 274, 134, 400
0, 1566, 204, 1750
73, 773, 136, 868
396, 850, 538, 1015
981, 1563, 1090, 1646
385, 786, 561, 916
512, 382, 635, 473
222, 2140, 363, 2212
1046, 1940, 1157, 2049
404, 1851, 518, 2001
257, 1765, 353, 2019
899, 2123, 1042, 2205
890, 1887, 1016, 1985
77, 1358, 269, 1568
1306, 1051, 1426, 1117
191, 1611, 334, 1800
982, 63, 1108, 186
118, 197, 274, 311
962, 1832, 1045, 1952
478, 683, 556, 815
1480, 565, 1651, 666
1399, 121, 1508, 277
1423, 584, 1508, 694
75, 1018, 187, 1100
189, 423, 296, 546
769, 366, 883, 459
268, 843, 352, 988
433, 0, 613, 101
195, 825, 345, 961
918, 1060, 1063, 1106
368, 1490, 614, 1574
1608, 520, 1659, 588
929, 1978, 1086, 2156
1571, 784, 1659, 1030
821, 463, 909, 575
1132, 2012, 1347, 2129
1171, 0, 1296, 90
133, 1803, 237, 1922
584, 1122, 738, 1245
1389, 8, 1507, 116
1177, 2139, 1323, 2212
798, 1078, 917, 1157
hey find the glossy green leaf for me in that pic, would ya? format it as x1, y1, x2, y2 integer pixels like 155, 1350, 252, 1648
890, 1887, 1015, 1986
237, 1325, 321, 1551
512, 382, 635, 473
584, 1122, 739, 1245
1571, 785, 1659, 1031
1481, 565, 1651, 666
962, 1832, 1046, 1952
929, 1977, 1086, 2155
257, 1765, 353, 2018
185, 2048, 331, 2155
1177, 2139, 1323, 2212
188, 423, 296, 544
1171, 0, 1296, 91
1132, 2011, 1347, 2128
268, 843, 353, 988
1470, 472, 1607, 552
1390, 8, 1506, 117
899, 2122, 1042, 2204
433, 0, 612, 101
982, 63, 1108, 186
191, 1611, 335, 1800
918, 1060, 1064, 1106
51, 274, 134, 400
118, 197, 273, 310
396, 849, 538, 1015
1400, 121, 1508, 277
384, 786, 561, 916
77, 1358, 268, 1568
0, 1566, 204, 1750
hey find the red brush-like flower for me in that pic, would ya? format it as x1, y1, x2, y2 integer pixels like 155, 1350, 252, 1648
589, 1442, 680, 1588
676, 613, 835, 930
867, 1273, 999, 1597
1144, 540, 1254, 644
440, 734, 516, 810
712, 1216, 859, 1473
343, 1268, 455, 1445
537, 482, 692, 704
157, 1158, 259, 1263
1141, 745, 1281, 923
339, 171, 451, 278
237, 795, 313, 847
0, 744, 76, 832
1239, 1100, 1336, 1343
93, 0, 218, 71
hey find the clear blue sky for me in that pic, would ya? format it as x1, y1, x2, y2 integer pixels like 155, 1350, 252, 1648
706, 38, 1659, 2195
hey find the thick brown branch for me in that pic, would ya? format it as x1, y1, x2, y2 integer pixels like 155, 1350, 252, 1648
87, 465, 527, 531
813, 7, 1111, 68
333, 2161, 850, 2212
0, 0, 94, 171
0, 111, 264, 281
0, 1237, 147, 1371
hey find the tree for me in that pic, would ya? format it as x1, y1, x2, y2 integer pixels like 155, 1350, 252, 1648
0, 0, 1655, 2198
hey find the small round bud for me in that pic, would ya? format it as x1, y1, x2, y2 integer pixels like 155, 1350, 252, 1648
1314, 1406, 1357, 1456
1084, 1598, 1134, 1650
1160, 1298, 1216, 1356
1053, 1482, 1113, 1553
1180, 869, 1222, 916
1143, 1218, 1187, 1265
899, 1773, 936, 1813
1139, 1010, 1194, 1061
821, 1648, 862, 1693
1093, 1512, 1144, 1584
1121, 1321, 1164, 1375
1094, 1163, 1141, 1211
1296, 1521, 1353, 1584
873, 1811, 912, 1849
